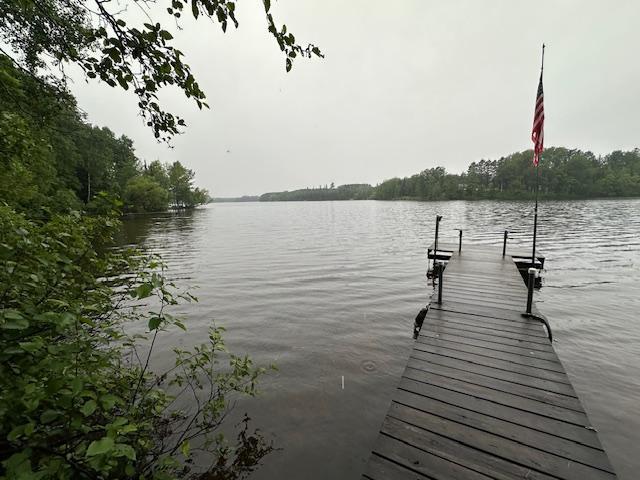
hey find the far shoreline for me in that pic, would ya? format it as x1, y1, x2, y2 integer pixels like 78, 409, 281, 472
211, 195, 640, 204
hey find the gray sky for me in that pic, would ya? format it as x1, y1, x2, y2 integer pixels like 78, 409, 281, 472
70, 0, 640, 197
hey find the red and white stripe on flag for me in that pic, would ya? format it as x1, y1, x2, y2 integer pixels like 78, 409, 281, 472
531, 73, 544, 166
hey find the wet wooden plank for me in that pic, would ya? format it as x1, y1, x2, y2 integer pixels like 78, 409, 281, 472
418, 330, 559, 361
363, 453, 435, 480
426, 309, 546, 333
405, 358, 584, 412
363, 244, 617, 479
426, 314, 549, 338
427, 320, 551, 345
367, 435, 492, 480
412, 343, 571, 384
388, 403, 614, 480
400, 370, 595, 435
419, 324, 556, 352
394, 388, 611, 470
411, 348, 577, 397
415, 336, 564, 372
380, 416, 555, 480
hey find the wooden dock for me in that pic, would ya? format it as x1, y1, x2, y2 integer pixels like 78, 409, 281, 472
363, 245, 617, 480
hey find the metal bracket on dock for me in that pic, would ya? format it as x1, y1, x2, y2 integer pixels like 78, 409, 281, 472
413, 306, 429, 339
521, 267, 553, 341
521, 312, 553, 341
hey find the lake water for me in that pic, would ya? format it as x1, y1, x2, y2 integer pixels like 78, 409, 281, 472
121, 199, 640, 479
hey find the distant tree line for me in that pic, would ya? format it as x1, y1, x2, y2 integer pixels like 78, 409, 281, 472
374, 148, 640, 200
213, 196, 260, 202
257, 148, 640, 202
260, 183, 374, 201
0, 55, 209, 216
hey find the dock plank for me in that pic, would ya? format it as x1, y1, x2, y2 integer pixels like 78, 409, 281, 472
400, 370, 594, 434
394, 388, 612, 471
415, 336, 564, 372
364, 245, 617, 479
412, 343, 571, 385
418, 330, 559, 361
388, 403, 614, 480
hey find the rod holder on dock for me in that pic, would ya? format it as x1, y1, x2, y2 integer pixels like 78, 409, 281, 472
437, 261, 444, 304
457, 229, 462, 253
502, 230, 509, 257
526, 267, 536, 314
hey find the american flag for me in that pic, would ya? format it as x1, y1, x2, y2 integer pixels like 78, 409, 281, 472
531, 70, 545, 166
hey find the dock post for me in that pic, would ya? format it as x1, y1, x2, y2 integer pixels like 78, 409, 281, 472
502, 230, 509, 257
458, 229, 462, 254
437, 261, 444, 304
526, 267, 536, 314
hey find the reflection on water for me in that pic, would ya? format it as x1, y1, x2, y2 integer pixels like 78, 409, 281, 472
122, 199, 640, 480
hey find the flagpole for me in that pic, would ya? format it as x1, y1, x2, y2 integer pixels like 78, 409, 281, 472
532, 163, 539, 269
532, 44, 545, 271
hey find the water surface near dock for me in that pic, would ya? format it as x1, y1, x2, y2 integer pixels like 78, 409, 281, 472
121, 199, 640, 479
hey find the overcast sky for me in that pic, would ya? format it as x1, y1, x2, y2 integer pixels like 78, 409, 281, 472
69, 0, 640, 197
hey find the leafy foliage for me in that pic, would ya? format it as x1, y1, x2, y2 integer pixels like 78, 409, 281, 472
0, 57, 208, 215
0, 0, 323, 141
371, 148, 640, 201
260, 184, 374, 201
0, 205, 274, 479
0, 1, 315, 477
124, 176, 170, 213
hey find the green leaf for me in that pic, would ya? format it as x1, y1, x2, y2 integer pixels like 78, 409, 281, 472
286, 58, 292, 72
40, 410, 59, 424
100, 394, 120, 410
113, 443, 137, 460
110, 417, 128, 428
148, 316, 162, 330
81, 399, 97, 416
3, 310, 24, 320
264, 0, 270, 12
1, 310, 28, 330
59, 312, 76, 328
7, 423, 33, 441
71, 377, 84, 395
180, 440, 190, 457
107, 49, 121, 62
160, 30, 173, 41
86, 437, 115, 456
191, 0, 199, 18
135, 283, 153, 299
3, 452, 34, 477
117, 77, 129, 90
19, 339, 43, 352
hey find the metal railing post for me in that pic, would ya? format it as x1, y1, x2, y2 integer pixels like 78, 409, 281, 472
437, 261, 444, 305
502, 230, 509, 257
526, 267, 536, 314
